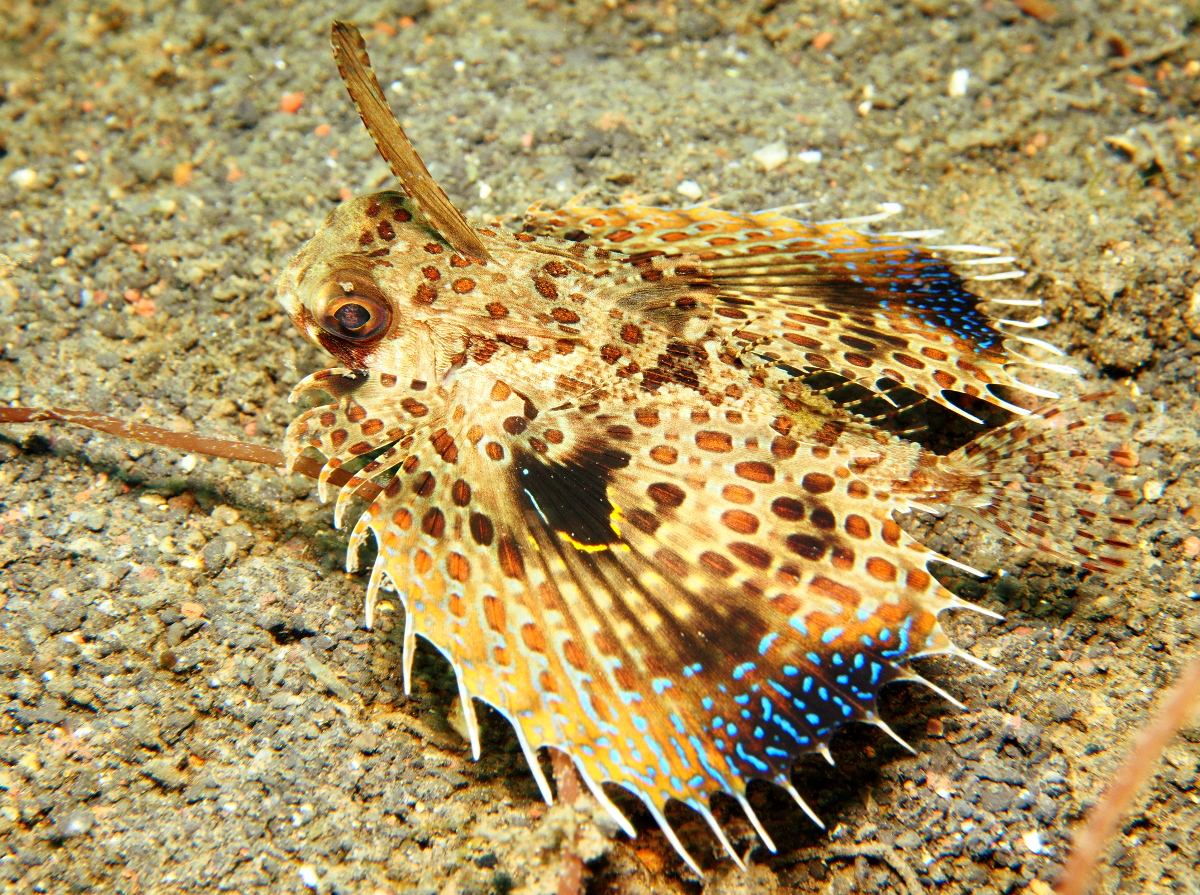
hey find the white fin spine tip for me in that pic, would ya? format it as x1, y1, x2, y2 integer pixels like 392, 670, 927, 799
1008, 377, 1061, 398
944, 642, 1000, 672
940, 402, 985, 425
694, 803, 746, 870
882, 228, 943, 239
957, 256, 1018, 266
455, 672, 482, 761
734, 792, 777, 853
905, 670, 968, 711
636, 793, 704, 876
401, 610, 416, 697
817, 743, 836, 766
929, 243, 1001, 254
997, 315, 1049, 329
872, 718, 917, 755
924, 553, 987, 577
783, 781, 825, 829
972, 270, 1027, 281
345, 516, 371, 573
981, 393, 1036, 416
817, 202, 902, 226
1008, 336, 1070, 357
363, 558, 384, 629
573, 758, 638, 838
512, 719, 554, 805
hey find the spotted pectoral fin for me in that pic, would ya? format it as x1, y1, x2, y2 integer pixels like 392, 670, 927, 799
340, 384, 987, 870
284, 367, 435, 502
525, 200, 1070, 422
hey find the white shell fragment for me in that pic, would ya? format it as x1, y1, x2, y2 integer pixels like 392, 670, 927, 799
752, 141, 788, 172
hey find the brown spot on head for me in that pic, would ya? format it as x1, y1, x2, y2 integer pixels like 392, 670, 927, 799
695, 431, 733, 453
330, 429, 348, 449
413, 282, 437, 305
502, 416, 527, 435
620, 323, 643, 344
424, 243, 444, 255
452, 278, 475, 294
533, 276, 559, 300
599, 345, 622, 364
486, 302, 509, 318
361, 418, 384, 436
485, 441, 505, 461
377, 220, 395, 241
551, 307, 580, 323
543, 260, 568, 277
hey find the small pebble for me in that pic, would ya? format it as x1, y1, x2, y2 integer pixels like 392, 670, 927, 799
53, 808, 94, 840
1022, 831, 1044, 854
298, 866, 319, 889
811, 31, 834, 51
675, 180, 703, 201
280, 92, 305, 114
796, 149, 823, 164
1143, 480, 1163, 501
752, 141, 788, 172
9, 168, 39, 190
948, 68, 970, 97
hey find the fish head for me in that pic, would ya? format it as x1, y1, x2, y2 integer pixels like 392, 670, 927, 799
276, 190, 470, 385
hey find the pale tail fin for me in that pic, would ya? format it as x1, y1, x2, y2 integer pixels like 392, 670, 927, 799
948, 392, 1141, 573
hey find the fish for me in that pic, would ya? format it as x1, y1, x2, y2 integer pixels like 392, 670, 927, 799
270, 21, 1139, 874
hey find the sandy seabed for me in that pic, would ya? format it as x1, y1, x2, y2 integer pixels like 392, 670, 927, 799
1, 1, 1199, 893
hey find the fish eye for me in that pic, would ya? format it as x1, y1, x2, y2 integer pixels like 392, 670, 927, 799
318, 276, 391, 341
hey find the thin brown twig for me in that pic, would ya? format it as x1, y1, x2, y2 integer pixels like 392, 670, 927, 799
1055, 650, 1200, 895
551, 750, 586, 895
0, 404, 380, 499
